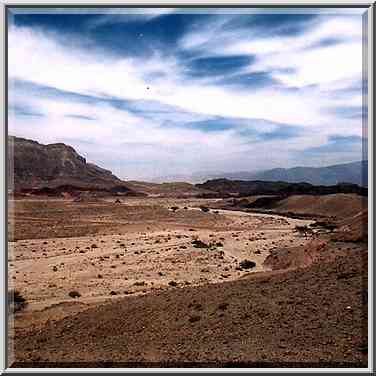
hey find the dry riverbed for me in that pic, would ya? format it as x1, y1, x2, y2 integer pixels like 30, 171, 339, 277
8, 197, 312, 315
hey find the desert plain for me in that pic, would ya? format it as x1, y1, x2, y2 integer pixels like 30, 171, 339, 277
8, 194, 368, 367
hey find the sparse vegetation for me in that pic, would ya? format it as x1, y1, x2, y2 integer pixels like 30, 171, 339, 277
8, 290, 27, 313
8, 136, 369, 366
217, 303, 229, 311
188, 315, 201, 323
295, 225, 313, 238
134, 281, 146, 286
192, 239, 209, 248
68, 290, 81, 298
310, 221, 337, 232
239, 260, 256, 270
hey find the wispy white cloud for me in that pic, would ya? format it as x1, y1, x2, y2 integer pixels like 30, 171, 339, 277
8, 11, 366, 180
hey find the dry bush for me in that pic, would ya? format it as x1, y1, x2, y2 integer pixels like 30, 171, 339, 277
8, 290, 27, 313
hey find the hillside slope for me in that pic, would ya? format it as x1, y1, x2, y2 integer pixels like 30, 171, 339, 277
13, 244, 367, 367
196, 179, 367, 198
8, 136, 134, 194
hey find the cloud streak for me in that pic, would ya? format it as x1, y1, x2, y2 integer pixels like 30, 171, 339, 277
8, 9, 366, 180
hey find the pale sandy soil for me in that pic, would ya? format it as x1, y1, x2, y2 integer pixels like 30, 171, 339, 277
9, 198, 313, 317
8, 197, 368, 368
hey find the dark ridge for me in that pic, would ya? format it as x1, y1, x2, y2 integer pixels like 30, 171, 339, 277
196, 179, 367, 198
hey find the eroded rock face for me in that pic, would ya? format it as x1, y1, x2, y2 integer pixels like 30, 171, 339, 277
8, 136, 132, 194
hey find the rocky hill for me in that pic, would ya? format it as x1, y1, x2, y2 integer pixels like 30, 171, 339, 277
8, 136, 136, 196
196, 179, 367, 198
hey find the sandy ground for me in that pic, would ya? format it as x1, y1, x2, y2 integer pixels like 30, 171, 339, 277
8, 197, 368, 368
8, 198, 313, 313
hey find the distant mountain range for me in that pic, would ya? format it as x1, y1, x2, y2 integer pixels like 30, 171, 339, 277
8, 136, 368, 199
219, 160, 368, 187
156, 161, 368, 187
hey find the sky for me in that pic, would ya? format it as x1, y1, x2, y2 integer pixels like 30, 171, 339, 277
8, 8, 368, 181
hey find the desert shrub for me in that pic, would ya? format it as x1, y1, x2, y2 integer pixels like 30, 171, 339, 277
109, 291, 117, 296
170, 206, 179, 212
168, 281, 178, 287
239, 260, 256, 270
133, 281, 146, 286
188, 315, 201, 323
217, 303, 229, 311
68, 290, 81, 298
8, 290, 27, 313
310, 221, 337, 232
199, 206, 210, 213
322, 223, 337, 232
191, 239, 209, 248
295, 225, 313, 238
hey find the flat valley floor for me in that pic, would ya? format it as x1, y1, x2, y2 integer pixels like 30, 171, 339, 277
8, 197, 368, 368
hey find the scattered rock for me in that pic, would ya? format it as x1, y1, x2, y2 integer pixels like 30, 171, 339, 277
68, 291, 81, 298
239, 260, 256, 270
217, 303, 229, 311
188, 315, 201, 323
134, 281, 146, 287
192, 239, 209, 248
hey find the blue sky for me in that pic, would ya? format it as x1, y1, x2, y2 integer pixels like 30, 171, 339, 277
8, 8, 367, 181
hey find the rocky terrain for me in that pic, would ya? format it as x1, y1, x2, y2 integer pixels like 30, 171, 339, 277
8, 136, 137, 196
196, 178, 367, 198
7, 136, 368, 368
8, 194, 368, 368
